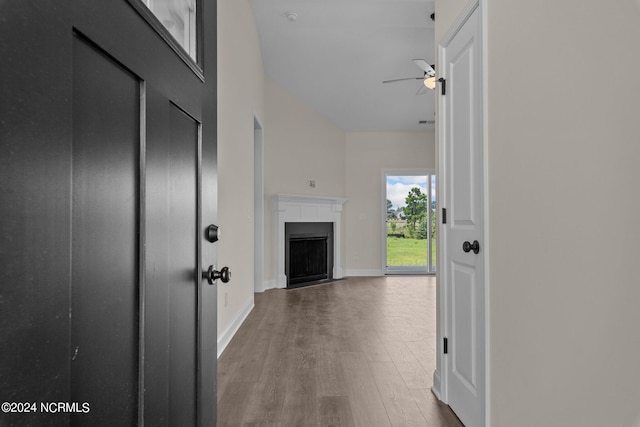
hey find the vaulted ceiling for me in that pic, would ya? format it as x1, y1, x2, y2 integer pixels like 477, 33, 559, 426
248, 0, 436, 132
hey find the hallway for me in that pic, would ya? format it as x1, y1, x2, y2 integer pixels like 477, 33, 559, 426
217, 276, 464, 426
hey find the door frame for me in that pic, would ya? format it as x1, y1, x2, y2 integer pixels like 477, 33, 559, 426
381, 168, 435, 275
434, 0, 490, 426
253, 114, 264, 293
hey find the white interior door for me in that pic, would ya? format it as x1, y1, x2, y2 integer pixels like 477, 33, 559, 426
442, 6, 485, 427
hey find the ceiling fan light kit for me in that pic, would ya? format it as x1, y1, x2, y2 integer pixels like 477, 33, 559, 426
383, 59, 437, 94
424, 76, 436, 90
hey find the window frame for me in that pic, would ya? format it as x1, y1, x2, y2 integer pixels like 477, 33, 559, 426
126, 0, 204, 81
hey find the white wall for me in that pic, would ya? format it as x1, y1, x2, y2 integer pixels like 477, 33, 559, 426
345, 132, 435, 274
263, 77, 346, 285
434, 0, 467, 43
217, 0, 264, 344
436, 0, 640, 425
487, 1, 640, 425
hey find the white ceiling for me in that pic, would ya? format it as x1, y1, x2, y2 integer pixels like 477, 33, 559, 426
248, 0, 436, 132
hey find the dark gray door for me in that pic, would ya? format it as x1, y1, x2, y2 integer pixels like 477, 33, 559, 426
1, 1, 217, 425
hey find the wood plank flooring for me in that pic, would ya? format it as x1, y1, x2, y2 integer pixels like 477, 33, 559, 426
217, 276, 464, 427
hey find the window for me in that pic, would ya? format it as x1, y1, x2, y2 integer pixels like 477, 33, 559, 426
127, 0, 203, 79
142, 0, 197, 61
384, 170, 436, 274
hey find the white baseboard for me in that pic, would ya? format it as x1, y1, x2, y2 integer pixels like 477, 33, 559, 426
345, 269, 384, 277
217, 298, 254, 358
254, 280, 264, 293
261, 279, 284, 291
254, 279, 277, 293
432, 369, 443, 401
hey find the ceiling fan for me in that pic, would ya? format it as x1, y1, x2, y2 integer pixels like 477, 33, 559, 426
383, 59, 436, 95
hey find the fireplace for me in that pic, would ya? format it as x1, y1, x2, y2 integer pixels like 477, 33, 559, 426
285, 222, 333, 288
272, 194, 348, 289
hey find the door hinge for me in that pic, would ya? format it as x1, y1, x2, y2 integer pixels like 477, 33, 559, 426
443, 337, 448, 354
442, 208, 447, 224
438, 77, 446, 95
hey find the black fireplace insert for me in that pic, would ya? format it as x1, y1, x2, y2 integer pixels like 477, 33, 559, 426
285, 222, 333, 289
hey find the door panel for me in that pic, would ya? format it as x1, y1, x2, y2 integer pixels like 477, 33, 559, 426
450, 41, 475, 228
143, 90, 202, 425
144, 86, 173, 425
167, 104, 199, 426
451, 262, 477, 389
1, 4, 73, 425
444, 6, 484, 427
70, 35, 140, 425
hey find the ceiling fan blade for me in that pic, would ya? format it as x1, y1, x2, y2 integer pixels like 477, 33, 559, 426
416, 84, 429, 95
382, 77, 423, 84
412, 59, 436, 77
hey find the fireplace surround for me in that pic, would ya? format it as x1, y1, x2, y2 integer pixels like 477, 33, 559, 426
272, 194, 348, 289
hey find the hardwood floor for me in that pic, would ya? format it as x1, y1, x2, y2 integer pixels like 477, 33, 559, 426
217, 276, 464, 427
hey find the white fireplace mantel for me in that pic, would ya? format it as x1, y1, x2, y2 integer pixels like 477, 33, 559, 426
272, 194, 348, 288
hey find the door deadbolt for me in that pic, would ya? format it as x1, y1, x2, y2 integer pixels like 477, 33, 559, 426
205, 224, 219, 243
